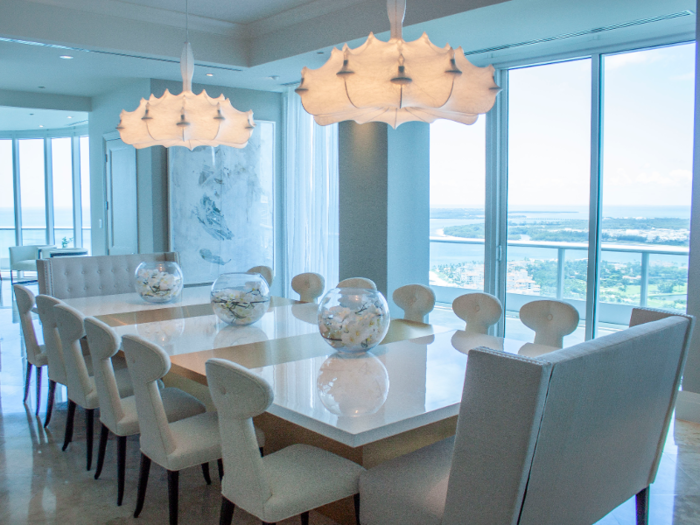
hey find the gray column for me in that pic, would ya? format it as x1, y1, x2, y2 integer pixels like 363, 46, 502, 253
338, 120, 430, 315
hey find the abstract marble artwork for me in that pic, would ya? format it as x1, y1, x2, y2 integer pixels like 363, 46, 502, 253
169, 121, 274, 284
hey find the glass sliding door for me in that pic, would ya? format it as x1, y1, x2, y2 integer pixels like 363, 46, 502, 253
506, 59, 591, 345
597, 43, 695, 334
18, 139, 47, 246
51, 137, 75, 248
429, 118, 486, 312
0, 140, 14, 270
80, 135, 91, 253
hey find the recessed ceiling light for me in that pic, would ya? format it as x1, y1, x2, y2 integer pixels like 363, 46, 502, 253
38, 86, 45, 89
317, 51, 324, 55
60, 55, 74, 59
267, 75, 279, 81
39, 125, 44, 128
67, 116, 73, 119
206, 73, 213, 77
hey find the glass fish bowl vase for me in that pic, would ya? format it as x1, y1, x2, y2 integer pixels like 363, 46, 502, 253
211, 272, 271, 326
317, 287, 390, 354
134, 261, 184, 304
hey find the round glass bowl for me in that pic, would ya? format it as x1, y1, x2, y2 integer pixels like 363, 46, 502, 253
134, 261, 184, 303
211, 272, 271, 326
317, 287, 390, 354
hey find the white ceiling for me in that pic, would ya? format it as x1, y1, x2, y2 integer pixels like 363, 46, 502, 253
0, 0, 696, 128
0, 107, 88, 131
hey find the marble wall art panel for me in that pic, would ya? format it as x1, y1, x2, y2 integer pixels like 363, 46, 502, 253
168, 121, 274, 284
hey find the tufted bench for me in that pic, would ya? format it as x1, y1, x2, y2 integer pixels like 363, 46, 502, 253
37, 252, 179, 299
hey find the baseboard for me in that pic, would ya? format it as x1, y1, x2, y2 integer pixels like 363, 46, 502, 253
675, 390, 700, 423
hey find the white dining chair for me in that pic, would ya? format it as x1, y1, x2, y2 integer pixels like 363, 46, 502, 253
10, 245, 52, 284
13, 284, 49, 415
338, 277, 377, 290
291, 272, 325, 303
206, 358, 365, 525
122, 335, 253, 525
519, 299, 579, 349
393, 284, 436, 323
452, 292, 503, 334
85, 317, 209, 506
53, 303, 134, 471
248, 265, 274, 287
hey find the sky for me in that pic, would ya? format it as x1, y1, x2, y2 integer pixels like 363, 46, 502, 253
430, 42, 696, 208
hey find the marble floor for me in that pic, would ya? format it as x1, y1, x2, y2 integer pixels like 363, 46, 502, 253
1, 277, 700, 524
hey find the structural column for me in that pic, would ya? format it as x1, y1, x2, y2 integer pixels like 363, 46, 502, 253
338, 120, 430, 315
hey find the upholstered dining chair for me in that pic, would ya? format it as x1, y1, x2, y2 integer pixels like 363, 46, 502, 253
13, 284, 49, 415
393, 284, 436, 323
85, 317, 209, 507
338, 277, 377, 290
53, 303, 134, 471
291, 272, 325, 303
248, 265, 274, 287
359, 315, 693, 525
35, 294, 69, 428
519, 299, 579, 349
206, 358, 365, 525
452, 292, 503, 334
122, 335, 252, 525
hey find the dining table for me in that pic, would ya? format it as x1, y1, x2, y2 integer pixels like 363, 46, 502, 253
63, 284, 558, 524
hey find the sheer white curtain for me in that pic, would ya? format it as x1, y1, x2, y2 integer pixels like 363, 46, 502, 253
284, 87, 339, 298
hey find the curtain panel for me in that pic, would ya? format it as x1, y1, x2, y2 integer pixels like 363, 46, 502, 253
284, 87, 339, 298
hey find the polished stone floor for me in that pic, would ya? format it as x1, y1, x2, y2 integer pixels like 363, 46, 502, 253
1, 277, 700, 524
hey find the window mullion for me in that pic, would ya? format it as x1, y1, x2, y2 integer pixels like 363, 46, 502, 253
44, 137, 54, 246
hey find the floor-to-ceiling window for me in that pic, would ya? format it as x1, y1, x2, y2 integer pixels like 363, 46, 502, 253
0, 131, 90, 272
428, 40, 695, 340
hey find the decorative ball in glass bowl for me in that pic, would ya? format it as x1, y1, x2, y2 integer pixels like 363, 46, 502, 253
211, 272, 271, 326
134, 261, 184, 304
317, 287, 390, 354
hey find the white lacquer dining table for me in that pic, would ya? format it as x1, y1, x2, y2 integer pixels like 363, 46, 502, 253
62, 285, 556, 461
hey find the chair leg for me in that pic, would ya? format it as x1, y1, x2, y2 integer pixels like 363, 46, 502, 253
259, 447, 264, 457
217, 458, 224, 482
134, 453, 152, 518
23, 362, 33, 403
117, 435, 127, 506
85, 408, 95, 470
301, 511, 310, 525
94, 424, 110, 480
167, 469, 179, 525
44, 380, 56, 428
354, 493, 361, 525
62, 400, 77, 451
35, 366, 42, 415
636, 486, 649, 525
201, 462, 212, 485
219, 496, 235, 525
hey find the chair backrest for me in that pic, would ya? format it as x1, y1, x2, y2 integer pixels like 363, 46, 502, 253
629, 306, 686, 327
13, 284, 43, 365
519, 299, 579, 348
442, 316, 693, 525
37, 252, 180, 298
36, 295, 68, 385
84, 317, 126, 430
207, 358, 273, 517
452, 292, 503, 334
519, 316, 692, 525
337, 277, 377, 290
54, 303, 94, 407
291, 272, 325, 303
121, 335, 177, 465
9, 245, 48, 267
247, 266, 273, 287
392, 284, 435, 323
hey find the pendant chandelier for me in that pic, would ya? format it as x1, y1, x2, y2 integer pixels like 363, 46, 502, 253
295, 0, 500, 128
117, 1, 254, 149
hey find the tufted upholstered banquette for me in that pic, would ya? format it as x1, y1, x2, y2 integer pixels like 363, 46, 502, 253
37, 252, 179, 299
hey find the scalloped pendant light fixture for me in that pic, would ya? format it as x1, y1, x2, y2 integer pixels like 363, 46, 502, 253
117, 1, 254, 149
296, 0, 500, 128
